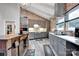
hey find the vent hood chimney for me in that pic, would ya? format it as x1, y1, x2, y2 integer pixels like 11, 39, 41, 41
54, 3, 65, 17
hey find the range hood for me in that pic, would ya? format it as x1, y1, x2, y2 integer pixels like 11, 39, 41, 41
54, 3, 65, 17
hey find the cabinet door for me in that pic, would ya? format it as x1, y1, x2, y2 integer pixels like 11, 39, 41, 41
34, 32, 41, 39
29, 32, 34, 39
49, 34, 58, 55
49, 34, 52, 45
59, 38, 66, 46
58, 42, 66, 56
53, 36, 58, 55
41, 32, 45, 38
49, 34, 54, 47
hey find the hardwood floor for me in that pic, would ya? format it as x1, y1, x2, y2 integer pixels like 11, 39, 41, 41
27, 38, 50, 56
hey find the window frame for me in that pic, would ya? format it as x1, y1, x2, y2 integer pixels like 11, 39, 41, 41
56, 17, 65, 31
65, 5, 79, 31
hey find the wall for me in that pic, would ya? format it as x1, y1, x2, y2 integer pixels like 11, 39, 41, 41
0, 14, 4, 35
20, 8, 50, 31
64, 3, 78, 12
50, 17, 57, 32
0, 3, 20, 35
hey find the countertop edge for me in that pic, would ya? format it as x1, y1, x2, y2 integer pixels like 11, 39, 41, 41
49, 32, 79, 46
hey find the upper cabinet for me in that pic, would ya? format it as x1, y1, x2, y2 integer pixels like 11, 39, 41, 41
54, 3, 65, 17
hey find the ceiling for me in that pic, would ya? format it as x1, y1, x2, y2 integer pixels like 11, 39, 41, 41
20, 3, 55, 20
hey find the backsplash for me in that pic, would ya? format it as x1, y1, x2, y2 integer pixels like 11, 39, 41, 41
29, 28, 47, 32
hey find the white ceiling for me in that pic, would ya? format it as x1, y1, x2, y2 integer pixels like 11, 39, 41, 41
20, 3, 55, 20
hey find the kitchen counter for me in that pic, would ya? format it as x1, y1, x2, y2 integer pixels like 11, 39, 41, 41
0, 34, 28, 56
49, 32, 79, 46
49, 32, 79, 56
0, 34, 21, 40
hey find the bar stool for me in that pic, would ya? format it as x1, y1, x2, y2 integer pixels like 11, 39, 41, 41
8, 40, 19, 56
19, 36, 25, 55
8, 40, 16, 50
23, 35, 27, 48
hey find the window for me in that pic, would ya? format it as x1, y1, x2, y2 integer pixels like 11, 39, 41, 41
57, 17, 64, 23
69, 8, 79, 20
56, 17, 64, 31
67, 5, 79, 31
67, 18, 79, 31
56, 23, 64, 30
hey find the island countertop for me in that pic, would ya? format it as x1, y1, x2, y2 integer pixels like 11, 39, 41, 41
0, 34, 21, 40
49, 32, 79, 46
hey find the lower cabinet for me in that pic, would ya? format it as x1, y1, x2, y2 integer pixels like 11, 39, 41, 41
58, 43, 66, 56
29, 32, 48, 39
49, 34, 79, 56
49, 34, 59, 55
53, 37, 58, 55
49, 34, 54, 48
57, 37, 66, 56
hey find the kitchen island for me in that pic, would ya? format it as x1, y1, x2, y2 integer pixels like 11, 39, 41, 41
49, 32, 79, 56
0, 34, 28, 56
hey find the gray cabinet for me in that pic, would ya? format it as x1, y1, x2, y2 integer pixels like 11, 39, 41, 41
29, 32, 48, 39
53, 36, 58, 54
34, 32, 41, 39
58, 42, 66, 56
28, 32, 34, 39
59, 38, 66, 46
49, 34, 54, 48
49, 33, 79, 56
49, 34, 58, 55
58, 37, 66, 56
41, 32, 47, 38
49, 34, 66, 56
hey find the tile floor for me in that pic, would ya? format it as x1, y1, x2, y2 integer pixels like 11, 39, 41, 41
26, 38, 50, 56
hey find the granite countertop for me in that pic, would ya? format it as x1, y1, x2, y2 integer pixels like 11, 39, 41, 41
0, 34, 21, 40
49, 32, 79, 45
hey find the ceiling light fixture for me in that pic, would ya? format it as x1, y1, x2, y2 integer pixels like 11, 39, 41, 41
33, 24, 40, 29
